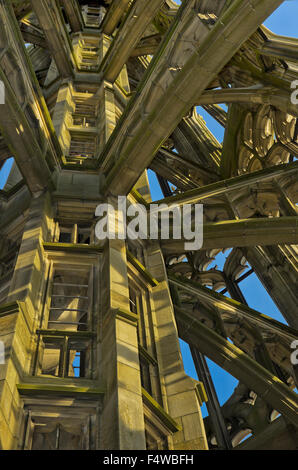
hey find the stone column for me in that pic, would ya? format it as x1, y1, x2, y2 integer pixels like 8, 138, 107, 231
146, 243, 208, 450
0, 192, 53, 449
7, 192, 53, 308
98, 81, 116, 155
99, 199, 146, 449
51, 81, 74, 157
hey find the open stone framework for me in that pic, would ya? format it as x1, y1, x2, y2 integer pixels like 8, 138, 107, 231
0, 0, 297, 450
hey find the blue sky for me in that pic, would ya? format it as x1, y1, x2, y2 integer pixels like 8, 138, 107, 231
0, 0, 296, 417
0, 158, 13, 190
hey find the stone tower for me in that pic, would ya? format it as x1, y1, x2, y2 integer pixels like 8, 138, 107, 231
0, 0, 297, 450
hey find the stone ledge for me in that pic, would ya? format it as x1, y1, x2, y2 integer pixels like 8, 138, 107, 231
0, 302, 21, 317
17, 382, 105, 398
142, 387, 181, 433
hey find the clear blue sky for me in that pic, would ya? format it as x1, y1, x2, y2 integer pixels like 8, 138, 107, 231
0, 0, 296, 416
0, 158, 13, 189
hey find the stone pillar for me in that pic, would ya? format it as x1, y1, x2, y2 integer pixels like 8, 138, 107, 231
100, 200, 146, 449
146, 243, 208, 450
51, 81, 74, 157
7, 193, 53, 307
0, 193, 53, 449
0, 303, 23, 449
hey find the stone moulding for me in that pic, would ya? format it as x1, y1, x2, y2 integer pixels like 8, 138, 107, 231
142, 387, 181, 434
127, 250, 159, 287
17, 383, 105, 398
43, 241, 104, 254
